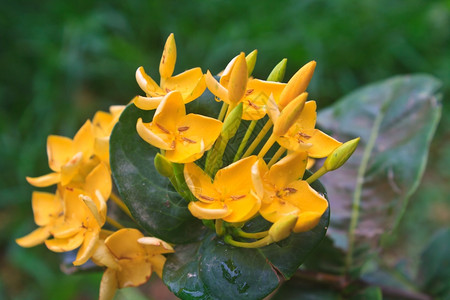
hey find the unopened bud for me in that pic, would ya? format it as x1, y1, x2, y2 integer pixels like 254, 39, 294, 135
273, 92, 308, 136
222, 103, 243, 140
246, 50, 258, 77
267, 58, 287, 82
324, 137, 360, 171
228, 53, 248, 104
159, 33, 177, 78
154, 153, 174, 178
278, 61, 316, 108
268, 214, 298, 242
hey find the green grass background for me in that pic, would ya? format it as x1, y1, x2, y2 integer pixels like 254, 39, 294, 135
1, 0, 449, 299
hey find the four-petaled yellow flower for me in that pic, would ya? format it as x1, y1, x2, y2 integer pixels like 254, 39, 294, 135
136, 91, 223, 163
97, 228, 174, 300
134, 33, 206, 110
275, 101, 342, 158
206, 52, 286, 120
26, 120, 98, 187
44, 162, 112, 266
184, 156, 261, 223
257, 152, 328, 232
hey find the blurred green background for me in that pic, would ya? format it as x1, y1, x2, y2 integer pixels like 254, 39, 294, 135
1, 0, 449, 299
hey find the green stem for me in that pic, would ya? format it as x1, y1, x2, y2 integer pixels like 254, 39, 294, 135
172, 163, 195, 201
233, 228, 269, 239
225, 102, 237, 120
305, 166, 328, 184
242, 120, 273, 158
233, 120, 257, 162
215, 219, 225, 236
218, 102, 229, 122
224, 235, 273, 248
257, 134, 276, 158
345, 106, 385, 274
268, 147, 286, 167
106, 216, 125, 229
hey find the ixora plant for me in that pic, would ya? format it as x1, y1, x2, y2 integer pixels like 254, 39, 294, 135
17, 34, 445, 300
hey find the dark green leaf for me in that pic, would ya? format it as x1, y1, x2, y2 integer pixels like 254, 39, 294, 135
317, 75, 442, 259
350, 286, 382, 300
110, 103, 206, 244
164, 173, 330, 299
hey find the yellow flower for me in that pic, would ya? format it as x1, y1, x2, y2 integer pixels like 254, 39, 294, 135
97, 228, 174, 300
133, 33, 206, 110
257, 152, 328, 233
26, 120, 98, 187
16, 191, 64, 247
206, 53, 286, 120
276, 101, 342, 158
92, 105, 125, 165
44, 162, 111, 266
136, 91, 222, 163
184, 156, 261, 223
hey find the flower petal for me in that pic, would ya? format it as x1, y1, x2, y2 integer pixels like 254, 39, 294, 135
92, 111, 114, 138
153, 91, 186, 133
105, 228, 146, 259
117, 259, 152, 288
47, 135, 74, 172
205, 71, 229, 102
73, 229, 100, 266
16, 226, 51, 247
178, 114, 223, 150
84, 162, 111, 202
183, 163, 219, 203
32, 191, 62, 226
267, 152, 308, 188
60, 152, 83, 186
164, 139, 205, 163
163, 68, 205, 103
133, 95, 165, 111
301, 128, 342, 158
147, 255, 166, 278
73, 120, 95, 158
45, 229, 85, 252
99, 268, 118, 300
136, 66, 164, 95
223, 191, 261, 223
278, 61, 316, 108
138, 237, 174, 255
227, 53, 247, 104
188, 201, 231, 220
26, 172, 61, 188
214, 156, 257, 196
136, 118, 173, 150
91, 240, 120, 269
294, 211, 324, 233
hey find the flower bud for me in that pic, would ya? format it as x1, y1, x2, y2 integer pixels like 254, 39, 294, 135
154, 153, 174, 178
278, 61, 316, 108
273, 92, 308, 136
267, 58, 287, 82
159, 33, 177, 78
246, 50, 258, 77
268, 214, 298, 242
228, 52, 248, 104
324, 137, 360, 171
222, 103, 243, 140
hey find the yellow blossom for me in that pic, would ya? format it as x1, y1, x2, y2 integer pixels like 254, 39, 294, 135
278, 61, 316, 108
276, 101, 342, 158
136, 91, 222, 163
133, 33, 206, 110
44, 162, 111, 266
205, 53, 286, 120
26, 120, 98, 187
184, 156, 261, 223
257, 152, 328, 232
16, 191, 63, 247
98, 228, 174, 300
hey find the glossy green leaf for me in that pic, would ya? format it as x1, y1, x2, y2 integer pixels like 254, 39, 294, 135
110, 104, 206, 244
163, 173, 329, 299
317, 75, 442, 261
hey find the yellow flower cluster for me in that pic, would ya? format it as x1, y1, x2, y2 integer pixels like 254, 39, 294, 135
17, 106, 174, 300
133, 34, 359, 248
